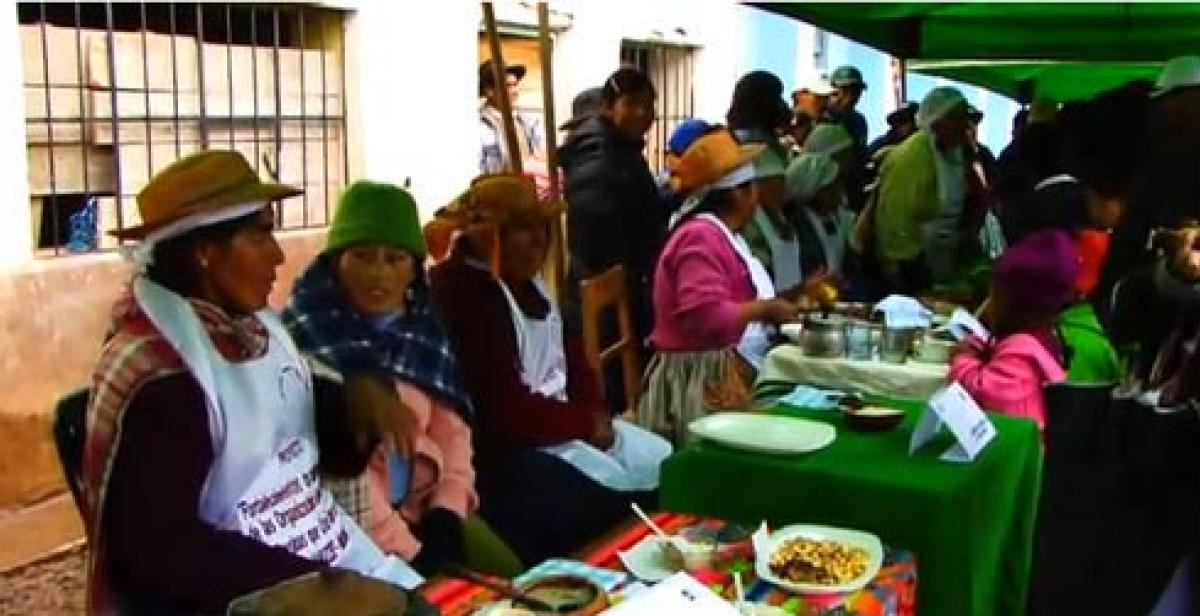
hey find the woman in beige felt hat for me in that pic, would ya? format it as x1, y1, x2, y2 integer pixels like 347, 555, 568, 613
81, 150, 423, 614
429, 173, 671, 566
641, 129, 802, 444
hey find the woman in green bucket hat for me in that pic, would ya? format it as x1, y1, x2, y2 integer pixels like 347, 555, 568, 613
284, 180, 522, 578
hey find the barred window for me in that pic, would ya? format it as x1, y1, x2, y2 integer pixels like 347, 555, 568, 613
620, 40, 696, 175
19, 2, 348, 257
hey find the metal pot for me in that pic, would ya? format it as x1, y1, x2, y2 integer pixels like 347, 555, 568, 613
800, 315, 846, 358
879, 327, 916, 364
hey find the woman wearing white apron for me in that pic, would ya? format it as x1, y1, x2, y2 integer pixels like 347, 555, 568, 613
641, 129, 802, 444
428, 174, 670, 567
736, 133, 807, 296
787, 152, 853, 281
81, 151, 420, 616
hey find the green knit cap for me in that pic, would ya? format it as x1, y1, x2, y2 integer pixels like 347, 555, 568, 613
326, 180, 426, 257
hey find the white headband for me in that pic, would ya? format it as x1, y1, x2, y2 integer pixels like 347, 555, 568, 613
712, 162, 756, 190
121, 201, 267, 273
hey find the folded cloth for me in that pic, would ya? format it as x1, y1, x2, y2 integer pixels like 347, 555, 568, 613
778, 385, 843, 410
874, 295, 933, 329
515, 558, 631, 592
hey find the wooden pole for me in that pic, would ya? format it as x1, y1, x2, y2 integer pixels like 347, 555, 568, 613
537, 3, 560, 201
481, 2, 523, 175
537, 2, 565, 297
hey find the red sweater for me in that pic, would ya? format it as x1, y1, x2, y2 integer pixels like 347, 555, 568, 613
430, 254, 606, 458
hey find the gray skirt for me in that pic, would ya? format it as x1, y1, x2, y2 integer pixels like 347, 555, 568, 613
636, 348, 753, 446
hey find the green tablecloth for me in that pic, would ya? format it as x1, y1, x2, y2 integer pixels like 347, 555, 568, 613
660, 400, 1042, 616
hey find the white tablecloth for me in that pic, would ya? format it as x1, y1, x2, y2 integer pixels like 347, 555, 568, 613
757, 343, 949, 401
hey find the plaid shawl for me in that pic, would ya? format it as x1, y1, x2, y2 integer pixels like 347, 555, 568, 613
282, 256, 472, 417
82, 287, 269, 615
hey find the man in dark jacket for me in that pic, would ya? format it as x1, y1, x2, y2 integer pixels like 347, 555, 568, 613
824, 65, 870, 211
558, 67, 662, 414
868, 102, 917, 158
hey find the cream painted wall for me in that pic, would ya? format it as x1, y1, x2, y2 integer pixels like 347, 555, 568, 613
0, 12, 33, 271
341, 1, 480, 220
0, 0, 764, 264
548, 0, 746, 130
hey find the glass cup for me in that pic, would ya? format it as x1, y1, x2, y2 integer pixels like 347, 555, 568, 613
879, 327, 912, 364
843, 322, 873, 360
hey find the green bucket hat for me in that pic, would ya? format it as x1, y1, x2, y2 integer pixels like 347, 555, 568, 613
326, 181, 426, 257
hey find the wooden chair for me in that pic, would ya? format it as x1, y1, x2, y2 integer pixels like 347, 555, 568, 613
580, 264, 642, 418
52, 388, 89, 513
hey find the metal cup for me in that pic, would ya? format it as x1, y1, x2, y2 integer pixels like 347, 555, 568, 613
879, 327, 912, 364
843, 322, 873, 360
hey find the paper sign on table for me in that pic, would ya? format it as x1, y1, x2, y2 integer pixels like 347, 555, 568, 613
601, 572, 739, 615
909, 383, 997, 462
942, 308, 990, 342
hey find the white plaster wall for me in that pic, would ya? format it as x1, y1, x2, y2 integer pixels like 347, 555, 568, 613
340, 1, 480, 220
0, 0, 786, 265
549, 0, 747, 128
0, 12, 34, 271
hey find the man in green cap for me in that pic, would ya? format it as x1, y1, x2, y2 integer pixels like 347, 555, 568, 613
825, 65, 869, 148
825, 65, 870, 211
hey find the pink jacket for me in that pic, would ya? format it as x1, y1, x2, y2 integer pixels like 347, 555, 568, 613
949, 333, 1067, 431
366, 380, 477, 559
650, 217, 756, 352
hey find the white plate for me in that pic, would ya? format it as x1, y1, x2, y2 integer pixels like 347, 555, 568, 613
617, 537, 678, 583
688, 413, 836, 455
755, 524, 884, 594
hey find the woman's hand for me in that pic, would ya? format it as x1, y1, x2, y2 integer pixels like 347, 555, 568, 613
779, 269, 840, 304
952, 337, 978, 358
412, 508, 465, 575
586, 413, 616, 451
744, 298, 801, 325
343, 374, 418, 456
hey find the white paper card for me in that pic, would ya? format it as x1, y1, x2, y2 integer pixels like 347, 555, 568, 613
601, 572, 739, 615
909, 383, 997, 462
908, 405, 942, 454
943, 308, 990, 342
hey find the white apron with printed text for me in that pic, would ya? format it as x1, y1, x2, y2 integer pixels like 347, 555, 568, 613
133, 277, 422, 589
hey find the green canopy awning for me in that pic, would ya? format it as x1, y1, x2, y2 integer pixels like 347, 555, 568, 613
757, 3, 1200, 62
907, 60, 1164, 101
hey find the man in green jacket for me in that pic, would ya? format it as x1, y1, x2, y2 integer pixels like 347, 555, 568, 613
873, 87, 971, 294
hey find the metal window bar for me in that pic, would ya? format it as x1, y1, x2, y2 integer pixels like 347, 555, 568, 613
105, 2, 124, 236
168, 3, 181, 157
337, 10, 348, 225
250, 5, 261, 176
226, 3, 234, 149
298, 7, 308, 227
272, 6, 283, 191
195, 4, 208, 149
319, 8, 330, 224
75, 2, 91, 252
22, 2, 348, 257
37, 4, 59, 255
139, 3, 153, 182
